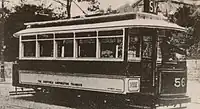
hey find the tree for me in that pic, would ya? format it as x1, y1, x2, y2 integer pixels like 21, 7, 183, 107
173, 5, 195, 27
171, 5, 200, 58
87, 0, 100, 12
4, 4, 58, 61
54, 0, 97, 18
168, 6, 195, 47
105, 5, 118, 14
66, 0, 72, 18
87, 2, 118, 15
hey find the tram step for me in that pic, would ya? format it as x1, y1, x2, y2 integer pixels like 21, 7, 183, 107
129, 104, 151, 109
9, 90, 35, 96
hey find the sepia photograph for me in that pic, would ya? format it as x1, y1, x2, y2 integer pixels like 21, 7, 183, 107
0, 0, 199, 109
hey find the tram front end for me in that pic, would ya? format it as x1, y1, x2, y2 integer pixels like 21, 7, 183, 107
157, 61, 191, 107
156, 31, 191, 107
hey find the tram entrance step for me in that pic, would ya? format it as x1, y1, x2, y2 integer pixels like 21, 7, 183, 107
9, 87, 35, 96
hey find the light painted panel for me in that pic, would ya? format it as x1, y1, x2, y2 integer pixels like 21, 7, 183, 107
19, 72, 125, 94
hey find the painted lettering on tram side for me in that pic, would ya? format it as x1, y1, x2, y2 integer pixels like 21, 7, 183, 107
38, 80, 83, 87
36, 79, 123, 92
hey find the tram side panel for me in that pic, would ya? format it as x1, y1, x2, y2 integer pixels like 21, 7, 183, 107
12, 60, 191, 107
13, 60, 142, 94
17, 60, 141, 75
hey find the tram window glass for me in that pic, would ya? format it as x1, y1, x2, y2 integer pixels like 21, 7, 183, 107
38, 34, 53, 39
170, 31, 186, 61
99, 30, 123, 36
128, 35, 140, 59
158, 30, 186, 62
99, 37, 122, 58
157, 30, 165, 61
75, 31, 96, 37
39, 41, 53, 57
77, 39, 96, 57
22, 41, 36, 57
157, 37, 162, 61
56, 40, 73, 57
55, 33, 74, 38
22, 35, 36, 40
142, 36, 152, 58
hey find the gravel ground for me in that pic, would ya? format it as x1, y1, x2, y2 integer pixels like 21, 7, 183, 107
0, 78, 200, 109
0, 78, 70, 109
187, 80, 200, 109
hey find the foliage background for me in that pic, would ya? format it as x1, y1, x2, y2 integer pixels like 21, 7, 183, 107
2, 0, 200, 61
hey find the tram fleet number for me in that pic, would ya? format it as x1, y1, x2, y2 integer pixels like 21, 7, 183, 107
174, 77, 186, 88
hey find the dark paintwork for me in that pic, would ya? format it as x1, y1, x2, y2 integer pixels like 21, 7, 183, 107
18, 60, 142, 76
160, 70, 187, 94
157, 61, 187, 94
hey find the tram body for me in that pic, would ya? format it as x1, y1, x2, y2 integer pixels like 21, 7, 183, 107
13, 12, 190, 108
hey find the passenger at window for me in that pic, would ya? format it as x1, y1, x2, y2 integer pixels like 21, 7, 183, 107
100, 38, 122, 58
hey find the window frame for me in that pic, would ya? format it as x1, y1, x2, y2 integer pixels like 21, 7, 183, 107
20, 35, 37, 59
127, 28, 142, 62
55, 32, 74, 59
37, 33, 54, 58
19, 27, 125, 62
97, 28, 124, 61
98, 36, 123, 59
21, 40, 36, 58
142, 35, 153, 59
76, 38, 97, 58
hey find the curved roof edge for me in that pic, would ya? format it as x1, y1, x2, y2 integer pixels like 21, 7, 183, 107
14, 19, 185, 38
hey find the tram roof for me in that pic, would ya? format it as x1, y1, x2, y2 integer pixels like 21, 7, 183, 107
24, 12, 164, 28
14, 19, 185, 37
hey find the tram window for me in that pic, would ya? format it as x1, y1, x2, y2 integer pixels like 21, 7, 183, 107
22, 41, 36, 57
142, 36, 152, 58
75, 31, 96, 37
39, 41, 53, 57
99, 30, 123, 36
99, 37, 122, 58
55, 33, 74, 38
56, 40, 73, 57
77, 39, 96, 57
157, 38, 162, 61
128, 35, 140, 59
22, 35, 36, 40
38, 34, 53, 39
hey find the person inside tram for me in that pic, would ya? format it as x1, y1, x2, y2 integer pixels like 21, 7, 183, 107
159, 36, 172, 62
159, 36, 185, 63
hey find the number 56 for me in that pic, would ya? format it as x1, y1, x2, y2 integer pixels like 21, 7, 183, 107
174, 78, 185, 88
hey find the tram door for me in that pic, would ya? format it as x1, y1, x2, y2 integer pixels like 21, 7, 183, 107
140, 31, 157, 94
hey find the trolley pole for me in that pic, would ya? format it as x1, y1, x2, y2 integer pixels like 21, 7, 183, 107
0, 0, 5, 82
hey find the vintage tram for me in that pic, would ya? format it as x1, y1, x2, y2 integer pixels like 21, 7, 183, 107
13, 12, 190, 108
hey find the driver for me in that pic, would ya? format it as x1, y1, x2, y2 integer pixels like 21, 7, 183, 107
159, 36, 173, 63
